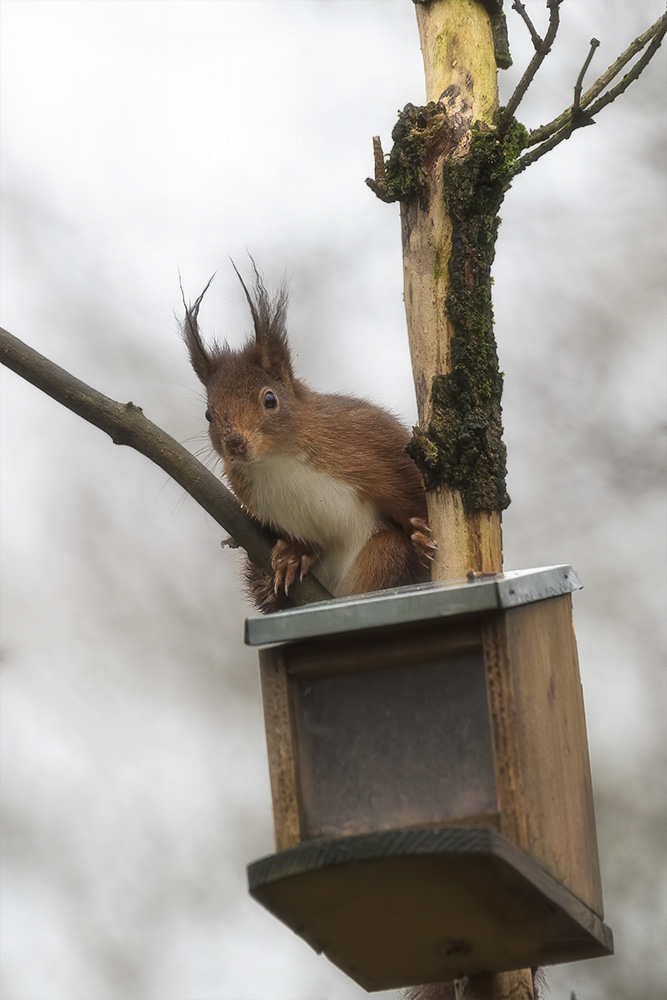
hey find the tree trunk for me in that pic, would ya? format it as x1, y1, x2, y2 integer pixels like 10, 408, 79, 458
401, 2, 531, 997
402, 0, 507, 580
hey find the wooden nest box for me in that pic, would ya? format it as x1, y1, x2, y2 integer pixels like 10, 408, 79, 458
244, 566, 613, 991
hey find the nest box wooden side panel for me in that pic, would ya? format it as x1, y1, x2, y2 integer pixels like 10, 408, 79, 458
483, 593, 603, 917
259, 648, 301, 852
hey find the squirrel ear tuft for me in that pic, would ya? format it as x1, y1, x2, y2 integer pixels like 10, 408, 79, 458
231, 257, 294, 383
181, 273, 217, 385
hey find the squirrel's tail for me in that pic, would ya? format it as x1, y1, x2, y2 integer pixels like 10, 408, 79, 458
401, 984, 455, 1000
401, 968, 546, 1000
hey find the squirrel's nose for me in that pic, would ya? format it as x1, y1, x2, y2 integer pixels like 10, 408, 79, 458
225, 432, 248, 457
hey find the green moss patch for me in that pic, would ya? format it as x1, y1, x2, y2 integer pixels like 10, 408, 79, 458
383, 102, 448, 202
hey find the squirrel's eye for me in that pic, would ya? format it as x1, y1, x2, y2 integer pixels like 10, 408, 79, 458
263, 390, 278, 410
205, 409, 212, 423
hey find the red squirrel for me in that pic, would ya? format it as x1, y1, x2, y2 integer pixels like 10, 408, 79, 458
183, 265, 435, 610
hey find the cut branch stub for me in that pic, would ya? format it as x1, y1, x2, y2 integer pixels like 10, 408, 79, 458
365, 102, 452, 205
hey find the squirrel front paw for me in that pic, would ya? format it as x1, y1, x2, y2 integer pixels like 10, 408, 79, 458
410, 516, 437, 567
271, 538, 321, 595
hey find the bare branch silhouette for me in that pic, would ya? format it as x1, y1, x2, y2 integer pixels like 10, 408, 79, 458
526, 13, 666, 147
514, 12, 666, 174
573, 37, 600, 119
501, 0, 563, 127
511, 0, 543, 52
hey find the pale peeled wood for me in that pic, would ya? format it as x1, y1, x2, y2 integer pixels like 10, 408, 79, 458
403, 0, 503, 579
415, 0, 499, 114
429, 487, 504, 580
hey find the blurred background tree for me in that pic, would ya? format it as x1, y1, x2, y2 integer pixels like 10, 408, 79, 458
1, 2, 665, 998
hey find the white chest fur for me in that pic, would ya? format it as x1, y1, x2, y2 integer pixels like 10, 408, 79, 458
241, 454, 381, 596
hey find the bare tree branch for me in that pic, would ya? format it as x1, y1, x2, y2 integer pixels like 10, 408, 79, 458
584, 17, 667, 118
573, 37, 600, 118
514, 12, 666, 175
525, 12, 667, 148
0, 325, 332, 607
512, 0, 544, 52
500, 0, 563, 128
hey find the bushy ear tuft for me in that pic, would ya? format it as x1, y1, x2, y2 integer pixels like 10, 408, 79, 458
180, 273, 218, 385
230, 258, 293, 382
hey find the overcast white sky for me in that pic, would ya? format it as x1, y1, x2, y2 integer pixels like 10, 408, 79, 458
1, 3, 666, 999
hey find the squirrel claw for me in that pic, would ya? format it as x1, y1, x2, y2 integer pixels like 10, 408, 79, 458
410, 517, 437, 566
411, 530, 437, 555
410, 517, 432, 535
221, 535, 240, 549
412, 532, 437, 549
271, 538, 320, 595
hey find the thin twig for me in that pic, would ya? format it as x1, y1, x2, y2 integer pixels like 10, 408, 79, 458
574, 38, 600, 113
0, 326, 332, 607
585, 16, 667, 118
513, 123, 569, 172
512, 0, 542, 51
501, 0, 563, 128
526, 13, 666, 147
516, 12, 667, 174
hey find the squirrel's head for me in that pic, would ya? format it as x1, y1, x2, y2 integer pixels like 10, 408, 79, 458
182, 264, 306, 465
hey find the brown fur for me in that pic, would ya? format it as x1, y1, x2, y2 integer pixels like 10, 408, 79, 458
347, 526, 426, 594
401, 969, 545, 1000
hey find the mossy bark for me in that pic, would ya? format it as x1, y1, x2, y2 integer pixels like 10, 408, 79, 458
384, 0, 526, 579
405, 118, 527, 513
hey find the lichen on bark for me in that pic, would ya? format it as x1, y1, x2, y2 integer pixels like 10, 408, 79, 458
406, 116, 528, 512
